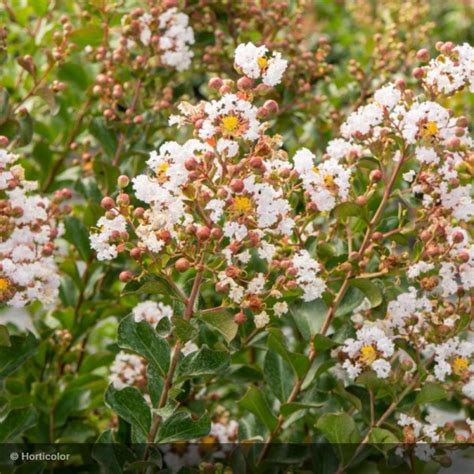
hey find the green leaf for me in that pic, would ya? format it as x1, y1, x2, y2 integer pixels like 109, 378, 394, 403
280, 401, 324, 417
64, 216, 92, 261
35, 86, 59, 115
157, 411, 210, 443
350, 279, 383, 308
335, 286, 365, 317
263, 350, 294, 402
201, 312, 238, 344
0, 325, 11, 347
0, 332, 38, 378
29, 0, 49, 15
313, 334, 339, 352
171, 316, 196, 342
147, 364, 164, 407
239, 387, 277, 431
0, 407, 37, 442
0, 88, 10, 126
316, 413, 361, 444
267, 328, 309, 378
105, 385, 151, 437
415, 382, 448, 404
118, 316, 170, 377
290, 298, 328, 340
368, 427, 399, 444
70, 26, 104, 48
17, 112, 33, 146
316, 413, 361, 463
333, 202, 365, 220
55, 388, 92, 427
178, 345, 230, 379
90, 118, 118, 158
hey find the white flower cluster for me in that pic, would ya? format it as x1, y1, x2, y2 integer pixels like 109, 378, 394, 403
340, 323, 394, 379
89, 213, 127, 261
109, 351, 146, 389
132, 300, 173, 326
0, 150, 63, 307
234, 42, 288, 86
423, 43, 474, 94
293, 148, 352, 212
398, 413, 441, 442
137, 8, 194, 71
291, 250, 326, 302
428, 337, 473, 399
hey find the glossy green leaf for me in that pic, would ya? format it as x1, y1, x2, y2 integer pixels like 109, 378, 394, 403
178, 345, 230, 379
0, 407, 37, 442
350, 279, 383, 308
201, 312, 238, 344
105, 385, 151, 437
118, 316, 170, 377
0, 332, 38, 378
239, 386, 277, 431
290, 298, 327, 340
263, 350, 294, 401
157, 411, 210, 443
415, 382, 448, 404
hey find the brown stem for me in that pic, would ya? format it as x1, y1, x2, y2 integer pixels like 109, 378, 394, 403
257, 154, 407, 464
146, 266, 204, 446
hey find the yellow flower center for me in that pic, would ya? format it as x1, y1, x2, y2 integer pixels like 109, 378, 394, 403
221, 115, 240, 134
422, 121, 439, 137
233, 196, 253, 215
452, 356, 469, 376
257, 56, 268, 70
0, 277, 10, 293
156, 162, 170, 182
360, 345, 377, 365
324, 174, 335, 188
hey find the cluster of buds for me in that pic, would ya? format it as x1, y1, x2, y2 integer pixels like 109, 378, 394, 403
0, 149, 69, 307
190, 1, 332, 112
91, 42, 352, 329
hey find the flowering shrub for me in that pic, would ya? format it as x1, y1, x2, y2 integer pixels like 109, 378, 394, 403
0, 1, 473, 472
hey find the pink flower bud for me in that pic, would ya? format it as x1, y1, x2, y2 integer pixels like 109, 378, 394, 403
101, 197, 115, 210
230, 179, 244, 193
175, 258, 191, 272
196, 226, 211, 241
119, 271, 133, 283
237, 76, 254, 91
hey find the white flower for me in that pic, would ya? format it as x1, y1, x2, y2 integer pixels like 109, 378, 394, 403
110, 352, 146, 389
373, 83, 401, 109
182, 341, 198, 356
234, 42, 288, 86
133, 301, 173, 326
407, 261, 434, 279
157, 8, 194, 71
254, 311, 270, 328
273, 301, 288, 316
291, 250, 326, 302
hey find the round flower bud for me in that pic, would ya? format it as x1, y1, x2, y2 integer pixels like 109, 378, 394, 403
196, 226, 211, 241
156, 229, 172, 243
355, 195, 368, 206
249, 156, 263, 169
370, 169, 382, 182
416, 48, 430, 62
117, 175, 129, 188
208, 77, 223, 90
446, 137, 460, 149
458, 251, 470, 263
175, 258, 191, 272
185, 158, 198, 171
119, 271, 133, 283
130, 248, 142, 260
234, 312, 247, 325
456, 116, 469, 128
101, 196, 115, 210
452, 231, 464, 243
211, 227, 222, 239
133, 207, 145, 218
237, 76, 254, 90
0, 135, 9, 147
230, 179, 244, 193
263, 100, 279, 113
372, 232, 383, 241
216, 281, 229, 294
420, 230, 432, 242
117, 193, 130, 206
412, 67, 425, 79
